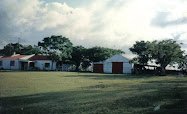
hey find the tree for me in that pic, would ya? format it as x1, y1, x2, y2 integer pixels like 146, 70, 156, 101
147, 39, 184, 75
0, 43, 42, 56
0, 43, 23, 56
38, 35, 73, 69
71, 46, 86, 71
129, 41, 149, 65
178, 55, 187, 73
21, 45, 42, 55
85, 46, 125, 62
81, 59, 91, 71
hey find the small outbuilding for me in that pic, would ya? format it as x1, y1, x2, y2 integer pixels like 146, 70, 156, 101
92, 54, 132, 74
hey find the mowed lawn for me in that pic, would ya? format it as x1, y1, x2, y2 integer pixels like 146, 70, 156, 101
0, 72, 187, 114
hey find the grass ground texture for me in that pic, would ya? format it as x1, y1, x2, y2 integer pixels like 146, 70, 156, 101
0, 72, 187, 113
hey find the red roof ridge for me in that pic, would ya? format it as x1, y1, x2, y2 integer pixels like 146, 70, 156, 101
28, 55, 51, 60
0, 55, 28, 60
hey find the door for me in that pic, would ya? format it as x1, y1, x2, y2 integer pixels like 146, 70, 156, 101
112, 62, 123, 74
93, 64, 103, 73
21, 62, 28, 70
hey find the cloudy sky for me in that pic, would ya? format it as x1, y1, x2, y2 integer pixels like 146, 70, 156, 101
1, 0, 187, 57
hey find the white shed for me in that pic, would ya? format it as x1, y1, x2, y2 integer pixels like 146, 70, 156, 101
92, 54, 132, 74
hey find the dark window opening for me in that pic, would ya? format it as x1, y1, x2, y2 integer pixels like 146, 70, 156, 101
45, 63, 50, 67
10, 61, 15, 66
0, 61, 2, 66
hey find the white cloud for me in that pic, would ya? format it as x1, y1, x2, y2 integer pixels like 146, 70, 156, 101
0, 0, 187, 56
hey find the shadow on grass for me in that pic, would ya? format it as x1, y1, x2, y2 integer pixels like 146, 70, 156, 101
1, 79, 187, 114
64, 73, 155, 80
110, 86, 187, 114
146, 80, 187, 84
0, 90, 103, 114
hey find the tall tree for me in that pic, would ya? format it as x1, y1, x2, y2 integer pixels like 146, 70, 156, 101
71, 46, 86, 71
0, 43, 23, 56
85, 46, 125, 62
38, 35, 73, 69
147, 39, 184, 75
129, 41, 149, 65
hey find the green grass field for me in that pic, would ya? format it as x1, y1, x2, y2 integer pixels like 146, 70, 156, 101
0, 72, 187, 114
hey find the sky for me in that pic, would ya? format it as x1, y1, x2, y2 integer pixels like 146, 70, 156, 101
0, 0, 187, 57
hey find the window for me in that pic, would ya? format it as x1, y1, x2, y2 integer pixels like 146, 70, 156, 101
45, 63, 50, 67
10, 61, 15, 66
0, 61, 2, 66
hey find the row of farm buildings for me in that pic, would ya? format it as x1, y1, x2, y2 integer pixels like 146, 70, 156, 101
0, 53, 184, 74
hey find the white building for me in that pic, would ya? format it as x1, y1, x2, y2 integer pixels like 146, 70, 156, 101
0, 55, 28, 70
92, 54, 132, 74
0, 54, 56, 70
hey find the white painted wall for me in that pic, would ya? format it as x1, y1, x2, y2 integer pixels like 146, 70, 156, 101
93, 54, 132, 74
0, 58, 56, 71
104, 54, 132, 73
62, 64, 75, 71
0, 59, 20, 70
103, 62, 112, 73
123, 63, 132, 73
34, 60, 56, 70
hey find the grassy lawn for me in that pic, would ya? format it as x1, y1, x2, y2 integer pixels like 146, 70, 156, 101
0, 72, 187, 114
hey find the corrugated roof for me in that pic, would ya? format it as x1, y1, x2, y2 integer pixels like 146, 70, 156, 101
0, 55, 28, 60
28, 55, 51, 60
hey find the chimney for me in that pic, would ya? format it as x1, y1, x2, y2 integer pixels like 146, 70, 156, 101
11, 52, 20, 56
13, 52, 16, 55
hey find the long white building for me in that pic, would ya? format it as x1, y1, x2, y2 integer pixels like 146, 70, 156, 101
0, 54, 56, 70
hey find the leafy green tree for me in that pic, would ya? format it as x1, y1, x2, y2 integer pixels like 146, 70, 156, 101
147, 39, 184, 75
81, 59, 91, 71
71, 46, 86, 71
85, 46, 125, 62
178, 55, 187, 73
21, 45, 41, 55
0, 43, 42, 56
38, 35, 73, 69
0, 43, 23, 56
129, 41, 150, 65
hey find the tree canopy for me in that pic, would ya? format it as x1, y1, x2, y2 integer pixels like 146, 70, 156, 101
0, 43, 41, 56
70, 46, 125, 71
85, 46, 125, 62
129, 41, 149, 65
71, 45, 86, 71
130, 39, 185, 75
147, 39, 184, 75
38, 35, 73, 63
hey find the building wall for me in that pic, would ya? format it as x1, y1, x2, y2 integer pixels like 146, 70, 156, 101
62, 64, 75, 71
0, 59, 56, 71
0, 59, 20, 70
93, 54, 132, 74
103, 62, 112, 73
104, 54, 132, 73
103, 62, 132, 73
123, 63, 132, 73
35, 60, 56, 70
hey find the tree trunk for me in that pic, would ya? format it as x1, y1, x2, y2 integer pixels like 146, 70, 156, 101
52, 61, 54, 71
75, 63, 81, 71
160, 65, 166, 76
75, 65, 79, 71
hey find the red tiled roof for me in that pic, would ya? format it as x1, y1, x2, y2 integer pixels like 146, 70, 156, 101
28, 55, 51, 60
0, 55, 28, 60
